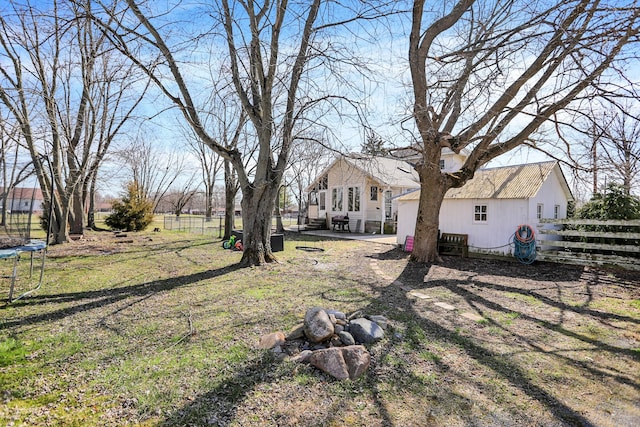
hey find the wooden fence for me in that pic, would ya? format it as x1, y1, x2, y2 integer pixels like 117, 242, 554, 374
536, 219, 640, 271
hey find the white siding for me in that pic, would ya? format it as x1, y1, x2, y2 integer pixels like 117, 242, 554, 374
529, 169, 568, 220
396, 199, 419, 245
438, 199, 529, 254
395, 163, 572, 255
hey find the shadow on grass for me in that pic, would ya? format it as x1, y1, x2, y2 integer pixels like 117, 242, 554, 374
0, 264, 241, 330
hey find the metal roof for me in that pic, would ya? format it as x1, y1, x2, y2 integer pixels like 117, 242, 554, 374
343, 155, 420, 188
446, 161, 557, 199
397, 161, 572, 201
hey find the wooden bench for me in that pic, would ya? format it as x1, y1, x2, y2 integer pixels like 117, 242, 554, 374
438, 233, 469, 257
331, 215, 350, 232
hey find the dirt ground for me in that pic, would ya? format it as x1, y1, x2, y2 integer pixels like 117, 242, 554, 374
365, 243, 640, 426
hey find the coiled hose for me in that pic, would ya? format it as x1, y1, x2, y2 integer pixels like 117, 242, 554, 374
513, 224, 536, 264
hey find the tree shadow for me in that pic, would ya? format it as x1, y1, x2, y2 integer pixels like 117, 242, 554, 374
0, 264, 241, 330
374, 254, 639, 424
154, 247, 638, 426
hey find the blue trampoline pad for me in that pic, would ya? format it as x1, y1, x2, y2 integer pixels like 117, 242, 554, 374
17, 240, 47, 252
0, 248, 18, 259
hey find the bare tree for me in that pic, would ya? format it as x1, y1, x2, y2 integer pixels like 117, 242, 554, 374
597, 108, 640, 196
0, 1, 146, 243
286, 134, 332, 226
164, 174, 200, 217
90, 0, 392, 266
407, 0, 639, 262
114, 138, 190, 212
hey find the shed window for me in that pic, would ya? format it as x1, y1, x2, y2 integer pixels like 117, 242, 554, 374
474, 204, 487, 222
554, 204, 560, 219
537, 204, 544, 219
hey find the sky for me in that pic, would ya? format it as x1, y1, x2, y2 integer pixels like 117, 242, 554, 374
2, 0, 638, 200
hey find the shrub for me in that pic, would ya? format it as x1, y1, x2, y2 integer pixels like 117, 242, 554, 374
574, 183, 640, 257
576, 183, 640, 221
105, 181, 154, 231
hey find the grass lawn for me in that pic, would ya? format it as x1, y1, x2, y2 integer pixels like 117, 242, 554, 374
1, 228, 639, 426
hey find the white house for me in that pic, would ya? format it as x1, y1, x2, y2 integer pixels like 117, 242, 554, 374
396, 161, 573, 255
306, 155, 420, 233
1, 187, 45, 214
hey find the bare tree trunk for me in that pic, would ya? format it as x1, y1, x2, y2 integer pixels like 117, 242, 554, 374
240, 184, 279, 266
223, 160, 236, 240
69, 182, 86, 235
412, 161, 448, 262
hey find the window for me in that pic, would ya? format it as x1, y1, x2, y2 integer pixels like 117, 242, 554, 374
474, 205, 487, 222
348, 187, 361, 212
384, 190, 393, 219
319, 192, 326, 211
537, 204, 544, 219
439, 159, 445, 170
370, 186, 378, 201
332, 187, 343, 211
309, 191, 318, 206
318, 174, 328, 190
554, 204, 560, 219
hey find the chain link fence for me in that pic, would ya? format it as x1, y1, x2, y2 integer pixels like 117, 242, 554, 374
163, 215, 224, 237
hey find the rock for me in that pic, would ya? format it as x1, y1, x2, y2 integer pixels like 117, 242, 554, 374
326, 309, 347, 320
309, 347, 349, 380
349, 318, 384, 344
347, 310, 363, 320
334, 324, 344, 334
368, 315, 389, 330
286, 324, 305, 341
328, 313, 337, 325
308, 345, 370, 380
304, 307, 334, 343
271, 345, 287, 361
342, 345, 370, 379
290, 350, 313, 363
258, 332, 286, 349
338, 331, 355, 346
330, 335, 343, 347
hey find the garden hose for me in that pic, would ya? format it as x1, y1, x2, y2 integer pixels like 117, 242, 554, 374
513, 224, 536, 264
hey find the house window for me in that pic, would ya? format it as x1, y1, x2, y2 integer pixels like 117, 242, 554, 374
554, 204, 560, 219
370, 186, 378, 201
332, 187, 343, 212
318, 174, 328, 190
348, 187, 360, 212
439, 159, 445, 170
309, 191, 318, 206
384, 190, 393, 219
474, 204, 487, 222
319, 192, 326, 211
537, 204, 544, 219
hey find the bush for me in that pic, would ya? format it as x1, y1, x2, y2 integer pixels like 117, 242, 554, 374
105, 182, 154, 232
573, 183, 640, 257
576, 183, 640, 221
